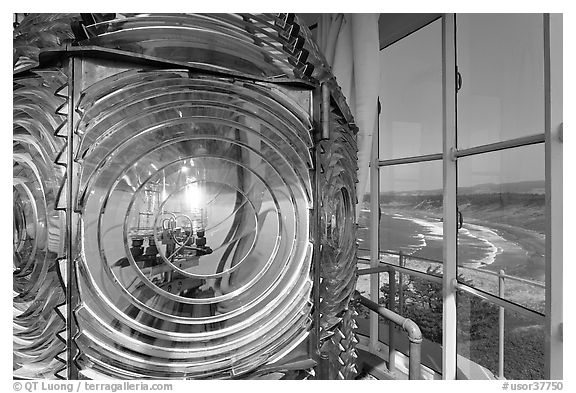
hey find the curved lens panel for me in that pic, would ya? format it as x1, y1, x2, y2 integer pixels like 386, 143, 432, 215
318, 117, 358, 332
13, 72, 67, 379
73, 70, 314, 378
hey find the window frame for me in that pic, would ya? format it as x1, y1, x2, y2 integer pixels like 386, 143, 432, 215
367, 12, 562, 379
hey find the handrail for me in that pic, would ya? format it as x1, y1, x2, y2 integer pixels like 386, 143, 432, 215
354, 291, 422, 380
358, 257, 544, 320
453, 280, 545, 321
374, 249, 442, 265
358, 248, 546, 288
358, 265, 443, 284
459, 265, 546, 288
356, 248, 546, 380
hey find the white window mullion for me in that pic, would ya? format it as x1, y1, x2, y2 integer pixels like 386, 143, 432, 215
441, 13, 458, 380
369, 103, 380, 353
544, 12, 563, 380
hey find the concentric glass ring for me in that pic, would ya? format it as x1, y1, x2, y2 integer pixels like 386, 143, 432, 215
13, 73, 67, 379
74, 70, 314, 378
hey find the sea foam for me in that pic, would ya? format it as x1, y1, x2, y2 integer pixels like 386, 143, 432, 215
391, 212, 504, 266
459, 224, 501, 266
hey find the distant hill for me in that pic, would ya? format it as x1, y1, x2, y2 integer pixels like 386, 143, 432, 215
378, 180, 545, 197
371, 180, 546, 234
458, 180, 545, 195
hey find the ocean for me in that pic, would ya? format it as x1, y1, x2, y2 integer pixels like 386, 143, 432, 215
358, 208, 531, 272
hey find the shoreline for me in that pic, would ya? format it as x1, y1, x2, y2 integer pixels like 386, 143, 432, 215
378, 206, 545, 280
373, 206, 546, 311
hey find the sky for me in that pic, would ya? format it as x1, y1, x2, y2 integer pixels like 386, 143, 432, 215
378, 14, 547, 192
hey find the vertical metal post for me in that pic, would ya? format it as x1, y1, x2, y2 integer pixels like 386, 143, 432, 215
409, 340, 422, 380
314, 141, 328, 379
544, 13, 563, 380
388, 266, 396, 373
442, 13, 458, 380
369, 99, 380, 354
66, 56, 80, 380
498, 270, 505, 379
398, 251, 405, 315
313, 84, 329, 379
321, 83, 330, 140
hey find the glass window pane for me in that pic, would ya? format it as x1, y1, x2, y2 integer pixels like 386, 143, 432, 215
356, 269, 444, 369
357, 175, 372, 261
502, 309, 545, 379
457, 291, 500, 379
457, 291, 545, 380
379, 19, 442, 160
356, 174, 372, 298
457, 14, 544, 148
457, 144, 545, 311
396, 270, 443, 349
380, 161, 443, 274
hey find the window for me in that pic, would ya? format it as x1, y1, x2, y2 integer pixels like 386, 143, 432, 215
359, 13, 562, 380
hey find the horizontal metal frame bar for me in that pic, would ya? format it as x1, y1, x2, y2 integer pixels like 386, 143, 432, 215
453, 280, 545, 321
459, 265, 546, 288
36, 46, 317, 90
379, 152, 442, 167
357, 259, 545, 318
380, 249, 442, 265
358, 264, 443, 284
455, 133, 545, 158
376, 134, 545, 168
359, 249, 546, 288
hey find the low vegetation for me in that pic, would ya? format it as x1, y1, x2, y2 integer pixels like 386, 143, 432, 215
358, 267, 545, 379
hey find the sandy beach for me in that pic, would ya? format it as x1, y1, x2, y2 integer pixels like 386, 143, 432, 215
356, 206, 546, 312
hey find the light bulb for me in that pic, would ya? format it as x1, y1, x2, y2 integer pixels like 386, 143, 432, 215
185, 182, 203, 210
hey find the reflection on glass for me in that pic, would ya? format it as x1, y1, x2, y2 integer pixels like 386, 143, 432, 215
457, 14, 544, 148
457, 145, 545, 310
379, 19, 442, 160
379, 161, 443, 273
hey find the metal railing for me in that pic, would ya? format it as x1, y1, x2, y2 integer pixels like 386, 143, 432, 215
356, 248, 546, 379
353, 290, 422, 380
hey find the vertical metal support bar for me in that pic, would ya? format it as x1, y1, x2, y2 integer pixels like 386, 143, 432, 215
314, 143, 328, 379
313, 144, 322, 346
66, 56, 79, 380
312, 85, 328, 378
369, 99, 380, 354
388, 266, 396, 373
357, 292, 422, 380
442, 13, 458, 380
398, 251, 404, 314
498, 270, 505, 379
321, 82, 330, 140
409, 341, 422, 380
544, 13, 563, 380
